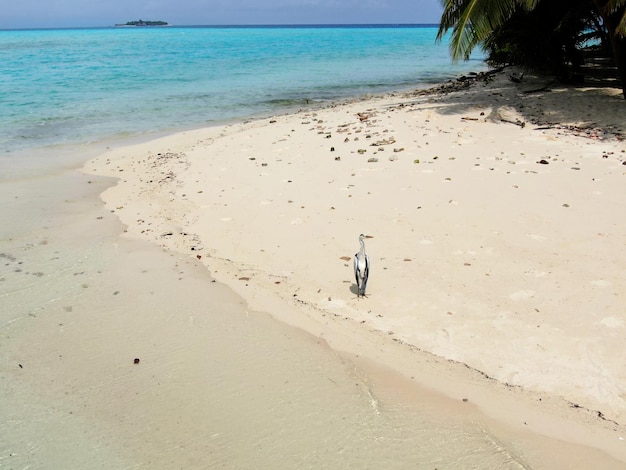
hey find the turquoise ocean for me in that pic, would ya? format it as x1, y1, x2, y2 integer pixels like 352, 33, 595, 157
0, 25, 485, 159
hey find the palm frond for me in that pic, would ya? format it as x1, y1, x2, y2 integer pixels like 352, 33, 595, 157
609, 0, 626, 36
437, 0, 534, 60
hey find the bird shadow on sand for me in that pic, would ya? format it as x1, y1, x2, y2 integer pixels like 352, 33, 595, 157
349, 284, 369, 298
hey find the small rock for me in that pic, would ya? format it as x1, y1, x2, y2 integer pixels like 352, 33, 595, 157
133, 358, 140, 364
538, 159, 549, 165
367, 157, 378, 163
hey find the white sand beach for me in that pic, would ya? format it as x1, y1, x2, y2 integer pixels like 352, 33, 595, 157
86, 68, 626, 461
3, 68, 625, 468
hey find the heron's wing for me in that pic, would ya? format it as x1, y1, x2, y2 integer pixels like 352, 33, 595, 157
362, 254, 370, 290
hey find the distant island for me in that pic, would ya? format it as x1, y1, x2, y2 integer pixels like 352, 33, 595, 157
115, 20, 169, 27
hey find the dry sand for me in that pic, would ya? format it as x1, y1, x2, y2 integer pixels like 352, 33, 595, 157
81, 68, 626, 464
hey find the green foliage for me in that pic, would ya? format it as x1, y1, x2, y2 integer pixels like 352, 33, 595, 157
608, 0, 626, 36
484, 0, 599, 75
438, 0, 625, 60
437, 0, 626, 97
125, 20, 168, 26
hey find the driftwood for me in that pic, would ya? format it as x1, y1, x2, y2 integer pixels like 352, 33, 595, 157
523, 79, 556, 94
485, 66, 505, 77
499, 118, 526, 128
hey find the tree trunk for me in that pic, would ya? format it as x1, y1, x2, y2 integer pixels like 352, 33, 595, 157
610, 35, 626, 99
592, 0, 626, 99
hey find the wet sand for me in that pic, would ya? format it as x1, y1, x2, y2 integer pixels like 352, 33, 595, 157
0, 161, 566, 468
2, 69, 626, 467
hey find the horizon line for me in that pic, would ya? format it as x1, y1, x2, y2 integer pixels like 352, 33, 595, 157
1, 23, 441, 32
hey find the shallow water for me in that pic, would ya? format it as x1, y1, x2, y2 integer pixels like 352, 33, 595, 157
0, 162, 541, 469
0, 25, 485, 156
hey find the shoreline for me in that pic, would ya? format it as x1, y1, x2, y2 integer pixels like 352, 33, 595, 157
84, 66, 626, 463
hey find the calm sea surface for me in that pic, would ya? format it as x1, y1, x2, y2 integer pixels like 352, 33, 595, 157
0, 25, 485, 157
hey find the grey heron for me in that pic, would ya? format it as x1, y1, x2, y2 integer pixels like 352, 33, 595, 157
354, 234, 370, 297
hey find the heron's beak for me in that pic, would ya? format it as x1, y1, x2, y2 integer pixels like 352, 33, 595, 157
365, 235, 374, 239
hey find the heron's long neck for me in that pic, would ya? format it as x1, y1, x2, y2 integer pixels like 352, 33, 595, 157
359, 239, 366, 256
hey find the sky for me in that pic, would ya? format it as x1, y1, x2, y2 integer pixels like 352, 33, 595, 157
0, 0, 444, 29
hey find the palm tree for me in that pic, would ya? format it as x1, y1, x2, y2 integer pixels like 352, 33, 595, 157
593, 0, 626, 96
484, 0, 599, 75
437, 0, 626, 98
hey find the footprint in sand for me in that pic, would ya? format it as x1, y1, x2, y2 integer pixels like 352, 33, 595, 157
599, 316, 624, 328
509, 290, 535, 301
452, 249, 476, 256
320, 298, 346, 309
524, 269, 548, 278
